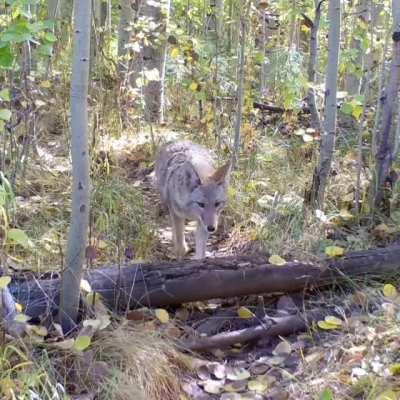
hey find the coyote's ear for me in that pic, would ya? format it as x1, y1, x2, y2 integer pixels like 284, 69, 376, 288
211, 161, 231, 187
183, 162, 202, 192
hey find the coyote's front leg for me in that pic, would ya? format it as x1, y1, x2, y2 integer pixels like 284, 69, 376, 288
195, 223, 209, 259
170, 212, 189, 260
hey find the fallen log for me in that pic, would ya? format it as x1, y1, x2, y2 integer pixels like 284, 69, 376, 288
8, 246, 400, 321
253, 101, 311, 114
180, 308, 328, 351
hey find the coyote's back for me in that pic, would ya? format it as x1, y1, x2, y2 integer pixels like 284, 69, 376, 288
155, 141, 231, 259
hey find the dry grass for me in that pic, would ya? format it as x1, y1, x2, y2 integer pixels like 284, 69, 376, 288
65, 323, 183, 400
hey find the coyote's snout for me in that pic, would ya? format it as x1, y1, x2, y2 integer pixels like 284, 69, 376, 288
155, 141, 231, 259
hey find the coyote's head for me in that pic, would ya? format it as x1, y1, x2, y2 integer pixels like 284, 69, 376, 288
185, 161, 231, 233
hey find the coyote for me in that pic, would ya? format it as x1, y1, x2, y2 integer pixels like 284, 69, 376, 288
155, 141, 231, 259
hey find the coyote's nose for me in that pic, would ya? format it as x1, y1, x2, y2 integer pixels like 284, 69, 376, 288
207, 225, 216, 233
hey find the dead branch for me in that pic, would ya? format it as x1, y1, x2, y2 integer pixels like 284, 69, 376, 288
180, 309, 327, 351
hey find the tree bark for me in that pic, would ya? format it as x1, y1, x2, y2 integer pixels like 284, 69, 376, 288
305, 0, 324, 131
309, 0, 341, 209
233, 1, 250, 165
59, 0, 92, 333
131, 0, 170, 124
372, 0, 400, 209
117, 0, 135, 73
10, 246, 400, 321
345, 0, 369, 95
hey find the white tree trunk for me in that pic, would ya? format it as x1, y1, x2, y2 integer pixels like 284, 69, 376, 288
133, 0, 170, 124
345, 0, 369, 95
59, 0, 92, 333
310, 0, 341, 208
117, 0, 135, 71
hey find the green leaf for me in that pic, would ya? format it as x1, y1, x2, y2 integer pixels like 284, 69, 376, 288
341, 102, 353, 115
0, 44, 13, 69
0, 88, 10, 101
37, 44, 53, 57
7, 228, 31, 248
73, 335, 91, 351
43, 32, 57, 43
0, 109, 11, 121
319, 388, 333, 400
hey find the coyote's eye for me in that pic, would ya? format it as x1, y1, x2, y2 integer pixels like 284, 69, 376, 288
196, 202, 205, 208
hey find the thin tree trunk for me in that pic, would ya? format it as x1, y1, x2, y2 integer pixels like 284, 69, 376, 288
233, 1, 250, 165
260, 10, 267, 97
128, 0, 170, 124
306, 0, 324, 131
371, 21, 390, 158
117, 0, 135, 74
309, 0, 341, 209
59, 0, 92, 333
345, 0, 369, 95
372, 0, 400, 209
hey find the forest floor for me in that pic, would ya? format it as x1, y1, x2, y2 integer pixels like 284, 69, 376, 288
5, 124, 400, 400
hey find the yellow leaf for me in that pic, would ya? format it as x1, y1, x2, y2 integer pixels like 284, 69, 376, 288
317, 320, 340, 330
15, 303, 23, 312
383, 283, 398, 299
248, 379, 269, 393
339, 208, 353, 221
374, 389, 397, 400
189, 82, 198, 91
73, 335, 91, 351
171, 47, 180, 58
325, 246, 345, 257
0, 276, 11, 289
389, 364, 400, 375
155, 308, 169, 323
325, 316, 343, 326
97, 239, 108, 249
268, 255, 287, 266
40, 80, 52, 88
237, 306, 254, 319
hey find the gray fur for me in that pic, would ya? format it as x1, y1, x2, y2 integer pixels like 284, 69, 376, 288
155, 141, 231, 259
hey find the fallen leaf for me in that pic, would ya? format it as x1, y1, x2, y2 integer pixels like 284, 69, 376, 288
273, 340, 292, 356
268, 255, 286, 266
383, 283, 398, 299
247, 379, 268, 393
224, 380, 248, 392
325, 316, 343, 326
226, 367, 251, 381
155, 308, 170, 323
317, 320, 339, 330
73, 335, 91, 351
202, 379, 223, 395
324, 245, 345, 257
237, 306, 254, 319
